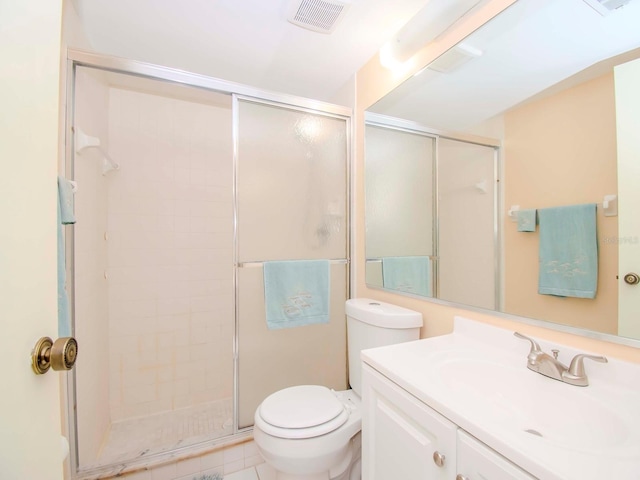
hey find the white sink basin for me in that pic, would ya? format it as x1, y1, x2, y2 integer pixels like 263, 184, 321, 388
437, 355, 632, 453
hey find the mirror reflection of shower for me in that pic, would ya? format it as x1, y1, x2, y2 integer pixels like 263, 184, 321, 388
73, 127, 120, 175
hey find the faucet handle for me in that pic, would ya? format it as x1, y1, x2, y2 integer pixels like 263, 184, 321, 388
514, 332, 542, 353
567, 354, 608, 378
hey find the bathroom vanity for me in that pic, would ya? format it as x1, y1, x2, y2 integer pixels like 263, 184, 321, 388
361, 317, 640, 480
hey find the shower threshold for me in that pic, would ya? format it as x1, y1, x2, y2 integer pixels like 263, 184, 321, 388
86, 397, 233, 471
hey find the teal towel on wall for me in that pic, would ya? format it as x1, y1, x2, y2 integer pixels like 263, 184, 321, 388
538, 204, 598, 299
263, 260, 330, 330
382, 256, 431, 297
57, 176, 76, 337
58, 176, 76, 224
517, 209, 537, 232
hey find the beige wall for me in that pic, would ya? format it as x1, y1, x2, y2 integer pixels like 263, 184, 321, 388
503, 73, 618, 334
354, 0, 640, 362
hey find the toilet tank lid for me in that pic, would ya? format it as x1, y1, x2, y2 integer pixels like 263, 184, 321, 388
345, 298, 423, 328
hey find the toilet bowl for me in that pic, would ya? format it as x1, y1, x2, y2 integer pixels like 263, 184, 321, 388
253, 299, 422, 479
254, 387, 362, 480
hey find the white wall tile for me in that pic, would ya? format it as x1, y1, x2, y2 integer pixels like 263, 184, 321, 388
106, 88, 234, 424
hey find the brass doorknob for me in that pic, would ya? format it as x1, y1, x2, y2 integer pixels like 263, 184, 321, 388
624, 273, 640, 285
31, 337, 78, 375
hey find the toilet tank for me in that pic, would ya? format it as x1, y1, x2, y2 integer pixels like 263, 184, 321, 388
346, 298, 422, 396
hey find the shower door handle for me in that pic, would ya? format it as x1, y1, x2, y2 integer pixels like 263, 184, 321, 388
31, 337, 78, 375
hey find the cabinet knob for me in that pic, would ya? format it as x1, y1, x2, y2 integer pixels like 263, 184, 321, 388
432, 451, 446, 467
456, 475, 469, 480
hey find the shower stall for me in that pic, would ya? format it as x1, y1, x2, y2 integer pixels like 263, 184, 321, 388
66, 52, 350, 477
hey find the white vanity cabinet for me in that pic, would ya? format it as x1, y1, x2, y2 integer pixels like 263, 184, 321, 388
362, 364, 536, 480
457, 431, 536, 480
360, 316, 640, 480
362, 364, 457, 479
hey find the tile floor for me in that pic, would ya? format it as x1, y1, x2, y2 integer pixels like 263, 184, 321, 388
225, 462, 276, 480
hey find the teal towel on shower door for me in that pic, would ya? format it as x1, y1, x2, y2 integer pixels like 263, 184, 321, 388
57, 176, 76, 337
538, 204, 598, 298
263, 260, 330, 330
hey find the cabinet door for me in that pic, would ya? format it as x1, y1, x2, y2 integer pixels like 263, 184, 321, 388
457, 431, 536, 480
362, 364, 457, 480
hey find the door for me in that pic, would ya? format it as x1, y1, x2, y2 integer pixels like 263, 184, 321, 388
615, 57, 640, 339
0, 1, 65, 478
362, 364, 457, 480
235, 97, 349, 428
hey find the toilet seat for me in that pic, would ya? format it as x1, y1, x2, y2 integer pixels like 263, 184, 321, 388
256, 385, 349, 439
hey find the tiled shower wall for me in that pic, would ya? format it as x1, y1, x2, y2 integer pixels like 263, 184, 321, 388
106, 88, 234, 421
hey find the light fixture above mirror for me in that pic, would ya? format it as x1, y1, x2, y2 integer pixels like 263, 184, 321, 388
379, 0, 488, 70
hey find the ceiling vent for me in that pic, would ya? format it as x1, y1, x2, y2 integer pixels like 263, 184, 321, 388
582, 0, 636, 15
287, 0, 352, 34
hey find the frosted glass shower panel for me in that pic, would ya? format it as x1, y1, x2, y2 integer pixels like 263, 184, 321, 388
72, 67, 235, 472
236, 99, 349, 428
438, 138, 497, 309
237, 263, 348, 428
365, 125, 435, 289
237, 100, 348, 261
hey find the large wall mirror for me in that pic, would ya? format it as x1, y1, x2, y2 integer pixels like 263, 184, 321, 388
365, 0, 640, 345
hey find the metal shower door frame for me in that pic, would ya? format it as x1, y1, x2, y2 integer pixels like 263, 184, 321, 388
64, 49, 352, 479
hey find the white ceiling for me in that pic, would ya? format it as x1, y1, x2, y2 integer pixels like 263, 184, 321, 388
369, 0, 640, 132
71, 0, 429, 102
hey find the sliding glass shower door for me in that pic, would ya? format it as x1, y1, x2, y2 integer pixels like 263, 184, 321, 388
235, 98, 350, 428
70, 62, 350, 476
72, 66, 235, 471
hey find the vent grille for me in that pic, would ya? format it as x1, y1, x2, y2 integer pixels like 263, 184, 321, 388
288, 0, 351, 34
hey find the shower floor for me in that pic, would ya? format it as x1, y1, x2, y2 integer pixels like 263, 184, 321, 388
96, 397, 233, 467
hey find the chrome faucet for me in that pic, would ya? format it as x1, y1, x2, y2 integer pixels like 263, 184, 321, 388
514, 332, 607, 386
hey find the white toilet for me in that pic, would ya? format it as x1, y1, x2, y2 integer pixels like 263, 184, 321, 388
253, 298, 423, 480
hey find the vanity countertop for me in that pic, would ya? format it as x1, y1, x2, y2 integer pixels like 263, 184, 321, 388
361, 316, 640, 480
